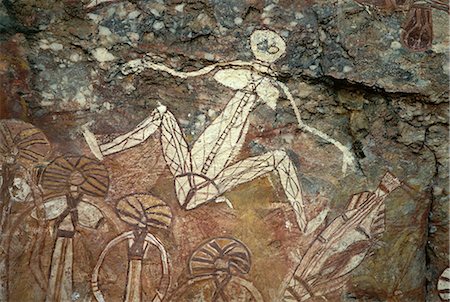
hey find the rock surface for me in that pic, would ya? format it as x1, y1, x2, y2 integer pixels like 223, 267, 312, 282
0, 0, 448, 301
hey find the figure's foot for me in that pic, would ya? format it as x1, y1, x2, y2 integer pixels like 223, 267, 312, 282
81, 124, 104, 160
215, 196, 234, 209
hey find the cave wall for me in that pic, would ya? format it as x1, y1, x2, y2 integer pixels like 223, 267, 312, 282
0, 0, 448, 301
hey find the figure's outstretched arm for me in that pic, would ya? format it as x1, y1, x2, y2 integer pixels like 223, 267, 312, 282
82, 105, 166, 160
121, 54, 219, 79
277, 82, 356, 175
120, 53, 265, 79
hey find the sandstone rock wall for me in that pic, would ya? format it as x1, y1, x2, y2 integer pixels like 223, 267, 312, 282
0, 0, 448, 301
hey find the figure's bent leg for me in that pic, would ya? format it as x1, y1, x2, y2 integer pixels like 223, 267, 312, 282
160, 110, 191, 176
159, 110, 193, 207
82, 105, 166, 160
191, 91, 255, 178
214, 150, 307, 232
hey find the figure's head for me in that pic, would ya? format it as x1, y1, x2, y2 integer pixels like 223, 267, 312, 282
250, 29, 286, 63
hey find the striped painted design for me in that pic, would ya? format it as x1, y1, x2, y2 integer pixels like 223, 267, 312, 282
0, 119, 50, 167
189, 237, 251, 277
282, 173, 401, 301
116, 194, 172, 230
41, 156, 109, 197
438, 268, 450, 301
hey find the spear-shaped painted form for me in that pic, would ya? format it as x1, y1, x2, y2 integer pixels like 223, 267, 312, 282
282, 172, 402, 301
40, 155, 109, 302
91, 194, 171, 302
0, 119, 51, 302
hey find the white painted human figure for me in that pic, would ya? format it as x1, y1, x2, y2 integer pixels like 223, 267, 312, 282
83, 30, 354, 233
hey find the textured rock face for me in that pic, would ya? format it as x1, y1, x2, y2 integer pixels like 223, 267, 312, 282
0, 0, 448, 302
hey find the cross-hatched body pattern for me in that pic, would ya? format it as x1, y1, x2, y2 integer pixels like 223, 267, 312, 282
84, 77, 308, 231
82, 30, 357, 233
191, 89, 257, 177
214, 150, 306, 230
99, 106, 165, 157
112, 30, 357, 176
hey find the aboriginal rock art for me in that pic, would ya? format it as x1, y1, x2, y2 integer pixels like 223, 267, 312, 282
353, 0, 449, 51
83, 29, 357, 233
281, 172, 402, 301
92, 193, 171, 302
169, 237, 263, 302
0, 119, 51, 302
438, 267, 450, 301
38, 155, 109, 302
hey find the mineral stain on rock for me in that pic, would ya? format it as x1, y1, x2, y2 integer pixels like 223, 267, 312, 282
0, 0, 448, 301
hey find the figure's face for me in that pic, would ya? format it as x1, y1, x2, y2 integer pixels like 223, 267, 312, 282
250, 30, 286, 63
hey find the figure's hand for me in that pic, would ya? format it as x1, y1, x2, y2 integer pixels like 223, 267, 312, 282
81, 124, 104, 160
341, 149, 357, 175
120, 58, 145, 76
